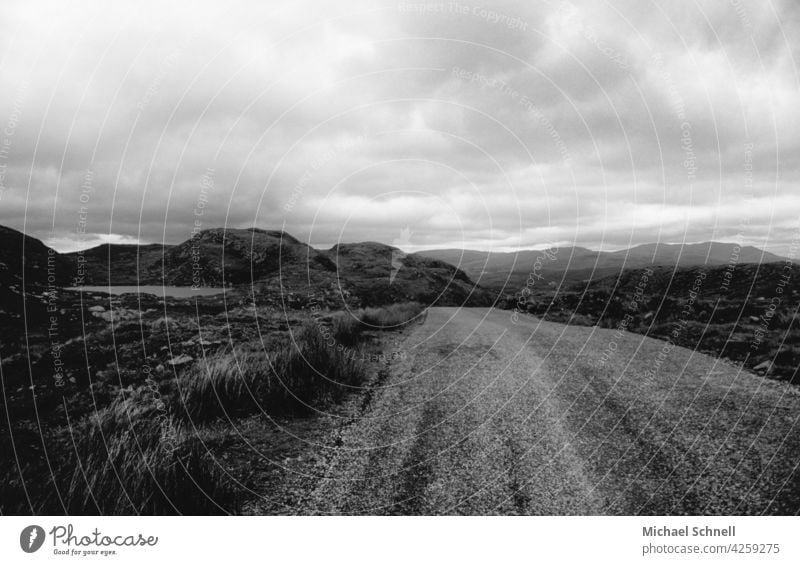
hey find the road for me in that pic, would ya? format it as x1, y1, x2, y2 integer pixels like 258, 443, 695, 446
299, 307, 800, 515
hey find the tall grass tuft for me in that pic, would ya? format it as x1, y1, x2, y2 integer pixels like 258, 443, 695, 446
177, 323, 368, 423
175, 303, 423, 423
273, 323, 366, 410
358, 302, 425, 329
56, 395, 238, 515
331, 312, 362, 346
177, 350, 271, 422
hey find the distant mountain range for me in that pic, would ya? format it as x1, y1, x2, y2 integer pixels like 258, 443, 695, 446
1, 223, 790, 306
416, 242, 790, 291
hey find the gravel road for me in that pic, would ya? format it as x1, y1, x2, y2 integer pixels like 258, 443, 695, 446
300, 307, 800, 515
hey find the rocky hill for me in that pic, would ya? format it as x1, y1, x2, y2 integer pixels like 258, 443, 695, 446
322, 241, 485, 307
65, 242, 173, 285
0, 226, 72, 336
1, 224, 491, 309
0, 225, 71, 287
62, 228, 335, 286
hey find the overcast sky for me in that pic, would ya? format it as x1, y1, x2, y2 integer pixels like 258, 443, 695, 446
0, 0, 798, 254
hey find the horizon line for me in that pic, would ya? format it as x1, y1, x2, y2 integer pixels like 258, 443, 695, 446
2, 219, 779, 256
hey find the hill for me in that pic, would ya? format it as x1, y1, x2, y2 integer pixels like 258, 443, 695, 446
0, 226, 72, 339
0, 224, 71, 287
63, 228, 334, 286
65, 242, 173, 285
417, 241, 789, 291
1, 224, 490, 309
321, 241, 485, 307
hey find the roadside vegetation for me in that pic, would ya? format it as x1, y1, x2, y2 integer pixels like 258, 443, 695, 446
331, 302, 425, 345
0, 294, 425, 515
177, 323, 368, 423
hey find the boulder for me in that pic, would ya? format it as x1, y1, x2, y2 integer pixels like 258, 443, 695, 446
167, 354, 194, 366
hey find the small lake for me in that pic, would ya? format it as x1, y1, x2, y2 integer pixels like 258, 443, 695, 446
66, 286, 227, 298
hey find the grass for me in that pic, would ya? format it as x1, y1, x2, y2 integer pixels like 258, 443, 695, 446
275, 323, 367, 408
0, 394, 239, 515
332, 313, 363, 346
177, 303, 424, 423
330, 302, 425, 345
177, 322, 368, 423
60, 395, 237, 515
358, 302, 425, 329
177, 349, 274, 422
1, 301, 423, 515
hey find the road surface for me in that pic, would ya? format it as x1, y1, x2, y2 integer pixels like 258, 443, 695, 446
299, 307, 800, 515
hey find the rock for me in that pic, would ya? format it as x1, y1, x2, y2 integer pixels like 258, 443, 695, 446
753, 360, 772, 373
167, 354, 194, 366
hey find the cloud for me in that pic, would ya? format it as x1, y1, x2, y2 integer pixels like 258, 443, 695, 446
0, 0, 797, 255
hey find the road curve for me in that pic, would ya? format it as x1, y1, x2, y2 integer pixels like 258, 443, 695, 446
301, 307, 800, 515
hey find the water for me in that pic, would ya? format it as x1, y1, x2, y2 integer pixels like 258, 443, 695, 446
66, 285, 227, 298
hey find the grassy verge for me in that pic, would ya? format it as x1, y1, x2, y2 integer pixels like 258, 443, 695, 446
3, 395, 239, 515
177, 322, 367, 423
178, 303, 424, 423
1, 302, 424, 515
331, 302, 425, 345
57, 396, 238, 514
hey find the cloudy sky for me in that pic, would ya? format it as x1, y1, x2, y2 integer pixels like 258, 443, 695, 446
0, 0, 798, 254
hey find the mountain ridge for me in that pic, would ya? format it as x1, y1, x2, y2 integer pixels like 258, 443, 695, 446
416, 241, 790, 290
1, 223, 790, 306
0, 224, 490, 308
